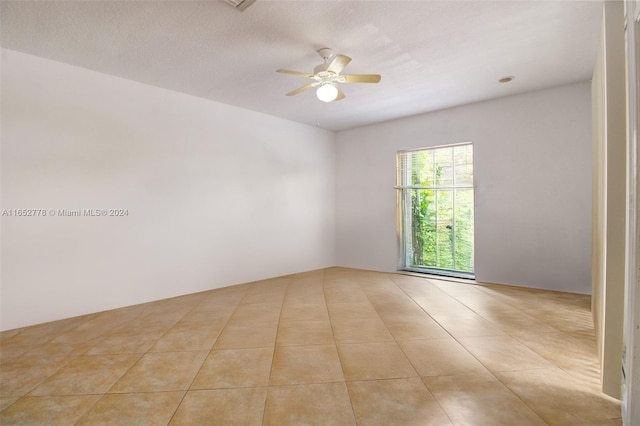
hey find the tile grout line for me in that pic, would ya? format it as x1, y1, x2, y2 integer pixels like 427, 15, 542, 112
366, 274, 455, 425
1, 309, 157, 420
260, 276, 291, 426
70, 350, 147, 425
416, 287, 550, 423
445, 289, 583, 424
1, 268, 619, 424
387, 273, 551, 425
322, 269, 360, 426
162, 289, 247, 426
387, 274, 460, 342
429, 276, 600, 424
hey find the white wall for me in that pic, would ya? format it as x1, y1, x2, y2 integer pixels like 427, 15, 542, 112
335, 82, 592, 293
0, 49, 336, 331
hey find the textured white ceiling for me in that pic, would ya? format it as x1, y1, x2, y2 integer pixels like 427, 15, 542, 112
0, 1, 603, 131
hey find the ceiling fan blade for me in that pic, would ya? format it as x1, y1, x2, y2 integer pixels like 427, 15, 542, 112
286, 82, 318, 96
335, 85, 346, 101
327, 54, 352, 74
277, 69, 315, 79
341, 74, 382, 83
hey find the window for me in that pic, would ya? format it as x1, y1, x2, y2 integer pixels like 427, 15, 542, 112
396, 143, 475, 278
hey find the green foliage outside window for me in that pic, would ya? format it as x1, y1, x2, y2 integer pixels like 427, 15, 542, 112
405, 145, 474, 273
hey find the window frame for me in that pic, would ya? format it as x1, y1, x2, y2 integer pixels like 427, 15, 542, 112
396, 142, 475, 279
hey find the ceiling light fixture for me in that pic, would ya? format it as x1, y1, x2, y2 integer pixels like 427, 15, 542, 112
316, 82, 339, 102
499, 76, 515, 83
277, 48, 381, 102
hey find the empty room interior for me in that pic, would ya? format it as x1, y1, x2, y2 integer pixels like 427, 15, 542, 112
1, 1, 639, 425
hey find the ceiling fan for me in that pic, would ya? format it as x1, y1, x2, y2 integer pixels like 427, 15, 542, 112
277, 48, 381, 103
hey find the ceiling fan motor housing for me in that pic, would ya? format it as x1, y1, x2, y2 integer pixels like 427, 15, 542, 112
317, 47, 334, 61
314, 48, 334, 74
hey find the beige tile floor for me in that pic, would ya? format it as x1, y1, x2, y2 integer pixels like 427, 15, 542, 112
0, 267, 622, 425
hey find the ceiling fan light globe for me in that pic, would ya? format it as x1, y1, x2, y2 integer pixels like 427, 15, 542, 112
317, 83, 338, 102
